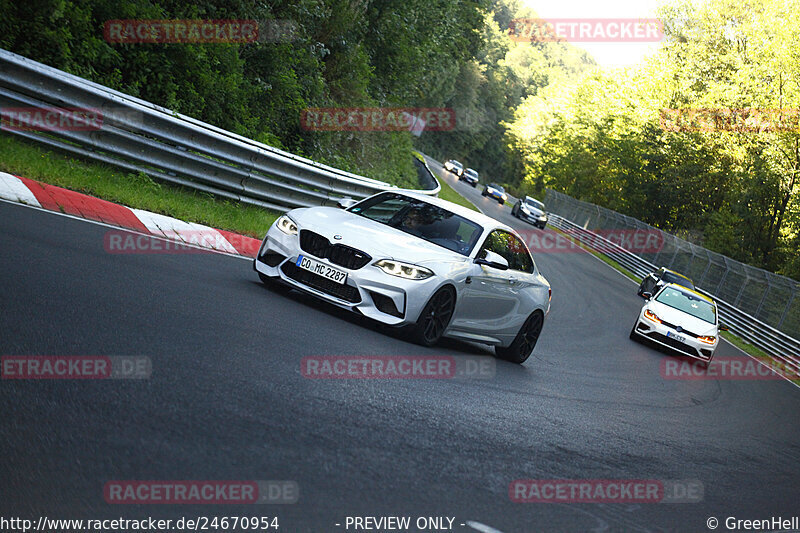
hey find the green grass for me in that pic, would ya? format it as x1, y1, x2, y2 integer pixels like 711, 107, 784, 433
436, 174, 479, 212
0, 134, 280, 238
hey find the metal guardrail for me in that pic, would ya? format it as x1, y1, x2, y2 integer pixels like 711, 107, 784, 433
0, 48, 439, 212
547, 213, 800, 376
545, 189, 799, 338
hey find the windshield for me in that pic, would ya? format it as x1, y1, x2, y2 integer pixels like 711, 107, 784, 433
465, 169, 478, 177
662, 271, 694, 288
655, 286, 716, 323
350, 193, 483, 256
489, 183, 504, 192
525, 198, 545, 210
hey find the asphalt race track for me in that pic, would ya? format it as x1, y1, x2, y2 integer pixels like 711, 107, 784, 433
2, 177, 800, 531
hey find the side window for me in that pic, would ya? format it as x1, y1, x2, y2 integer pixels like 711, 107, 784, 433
506, 232, 534, 273
478, 231, 534, 273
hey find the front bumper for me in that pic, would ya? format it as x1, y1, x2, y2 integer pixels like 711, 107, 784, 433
632, 314, 717, 360
253, 226, 441, 326
518, 211, 547, 226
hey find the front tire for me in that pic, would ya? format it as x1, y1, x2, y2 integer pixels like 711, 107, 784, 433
408, 287, 456, 347
495, 311, 544, 364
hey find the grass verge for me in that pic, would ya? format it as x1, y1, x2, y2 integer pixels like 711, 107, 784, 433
0, 134, 280, 238
436, 174, 479, 212
550, 222, 798, 382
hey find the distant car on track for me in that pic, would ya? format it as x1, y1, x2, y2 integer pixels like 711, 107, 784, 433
637, 267, 695, 297
482, 183, 507, 204
444, 160, 463, 176
512, 196, 548, 229
254, 191, 551, 363
630, 283, 726, 364
459, 168, 479, 187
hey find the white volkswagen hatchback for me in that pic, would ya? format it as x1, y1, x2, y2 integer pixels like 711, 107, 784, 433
630, 283, 726, 363
254, 191, 551, 363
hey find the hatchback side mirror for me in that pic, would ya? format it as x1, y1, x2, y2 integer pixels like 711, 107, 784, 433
642, 292, 652, 300
337, 197, 358, 209
719, 324, 729, 332
475, 250, 509, 271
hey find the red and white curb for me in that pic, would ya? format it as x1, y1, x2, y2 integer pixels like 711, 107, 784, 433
0, 171, 261, 258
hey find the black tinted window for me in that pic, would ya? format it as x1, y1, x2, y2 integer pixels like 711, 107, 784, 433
663, 271, 694, 288
479, 230, 534, 273
351, 193, 483, 256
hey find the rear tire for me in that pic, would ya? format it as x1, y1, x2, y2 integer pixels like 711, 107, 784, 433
495, 311, 544, 364
408, 287, 456, 347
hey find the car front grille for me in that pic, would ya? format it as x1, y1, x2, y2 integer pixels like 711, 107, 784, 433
646, 332, 702, 358
299, 230, 371, 270
280, 262, 361, 303
659, 319, 699, 338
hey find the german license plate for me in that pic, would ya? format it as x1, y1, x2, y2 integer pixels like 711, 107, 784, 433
667, 331, 687, 343
296, 255, 347, 285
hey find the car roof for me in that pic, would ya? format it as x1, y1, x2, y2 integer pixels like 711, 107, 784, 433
659, 283, 714, 304
662, 268, 693, 282
394, 190, 513, 232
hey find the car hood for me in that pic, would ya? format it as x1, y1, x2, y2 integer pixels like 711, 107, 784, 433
289, 207, 469, 265
647, 300, 717, 336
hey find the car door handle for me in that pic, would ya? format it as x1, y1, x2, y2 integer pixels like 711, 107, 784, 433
508, 277, 518, 285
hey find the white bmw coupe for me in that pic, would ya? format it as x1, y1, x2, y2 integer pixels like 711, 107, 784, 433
254, 191, 551, 363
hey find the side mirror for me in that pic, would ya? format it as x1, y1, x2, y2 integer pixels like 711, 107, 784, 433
475, 250, 509, 271
642, 292, 652, 300
719, 324, 729, 332
336, 197, 358, 209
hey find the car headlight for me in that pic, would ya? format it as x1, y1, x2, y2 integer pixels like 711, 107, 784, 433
276, 215, 298, 236
502, 194, 507, 200
644, 309, 661, 324
375, 260, 434, 280
698, 335, 716, 345
538, 214, 547, 220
